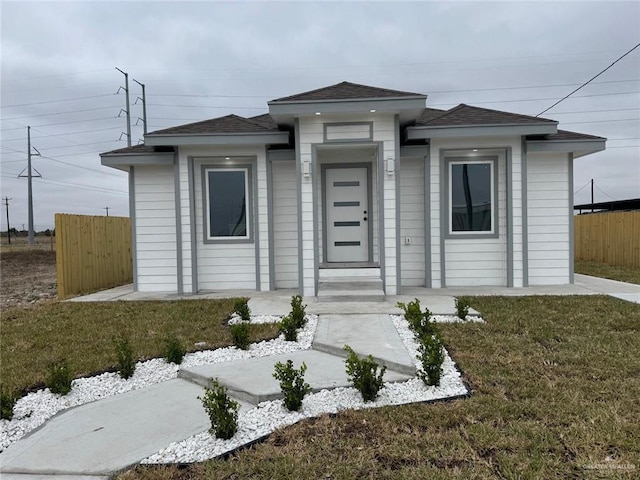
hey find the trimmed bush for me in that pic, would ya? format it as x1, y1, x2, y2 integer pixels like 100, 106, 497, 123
397, 298, 436, 341
164, 333, 186, 365
230, 323, 250, 350
290, 295, 307, 329
455, 297, 470, 320
344, 345, 386, 402
273, 360, 311, 411
1, 390, 17, 420
234, 298, 251, 321
113, 335, 136, 379
279, 315, 298, 342
46, 359, 73, 395
199, 379, 239, 440
417, 332, 445, 387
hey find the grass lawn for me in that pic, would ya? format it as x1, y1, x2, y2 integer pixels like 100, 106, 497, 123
575, 260, 640, 285
119, 295, 639, 479
0, 300, 279, 396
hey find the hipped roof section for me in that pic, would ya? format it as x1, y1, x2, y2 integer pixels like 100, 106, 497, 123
269, 81, 426, 103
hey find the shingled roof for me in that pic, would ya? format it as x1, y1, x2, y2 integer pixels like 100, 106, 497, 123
415, 104, 557, 127
147, 114, 281, 136
534, 129, 606, 141
270, 81, 426, 103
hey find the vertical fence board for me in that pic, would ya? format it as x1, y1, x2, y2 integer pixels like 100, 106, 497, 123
574, 211, 640, 269
55, 214, 133, 299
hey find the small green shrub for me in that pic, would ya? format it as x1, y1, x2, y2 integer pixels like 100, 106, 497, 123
290, 295, 307, 329
273, 360, 311, 411
417, 332, 445, 386
46, 359, 73, 395
113, 335, 136, 379
343, 345, 387, 402
455, 297, 470, 320
279, 315, 298, 342
199, 379, 239, 440
164, 333, 186, 364
234, 298, 251, 321
1, 390, 17, 420
397, 298, 436, 341
230, 323, 250, 350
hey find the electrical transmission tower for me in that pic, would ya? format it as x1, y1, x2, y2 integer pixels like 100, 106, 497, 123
116, 67, 132, 147
3, 197, 12, 244
17, 126, 42, 245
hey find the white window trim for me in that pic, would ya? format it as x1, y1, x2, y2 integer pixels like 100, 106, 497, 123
447, 158, 497, 238
204, 166, 252, 243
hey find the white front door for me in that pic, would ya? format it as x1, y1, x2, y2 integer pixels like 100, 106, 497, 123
325, 167, 369, 262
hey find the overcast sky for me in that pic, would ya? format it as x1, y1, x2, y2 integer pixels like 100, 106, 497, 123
1, 1, 638, 231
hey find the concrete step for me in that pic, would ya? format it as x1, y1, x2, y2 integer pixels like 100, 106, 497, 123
318, 267, 381, 279
178, 350, 412, 405
312, 314, 416, 376
319, 278, 383, 290
0, 379, 252, 477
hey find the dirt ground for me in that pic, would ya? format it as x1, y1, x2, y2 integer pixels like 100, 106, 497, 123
0, 247, 57, 309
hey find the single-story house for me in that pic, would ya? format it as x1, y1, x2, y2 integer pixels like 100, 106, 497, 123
101, 81, 606, 296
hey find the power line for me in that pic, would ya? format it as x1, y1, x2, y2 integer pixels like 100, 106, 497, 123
537, 43, 640, 116
561, 118, 639, 125
430, 90, 640, 108
1, 93, 117, 109
0, 116, 117, 130
2, 105, 121, 121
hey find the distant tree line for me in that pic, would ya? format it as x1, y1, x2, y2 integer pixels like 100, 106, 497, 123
1, 228, 54, 238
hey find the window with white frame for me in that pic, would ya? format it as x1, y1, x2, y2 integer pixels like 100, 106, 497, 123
448, 158, 496, 235
205, 167, 251, 241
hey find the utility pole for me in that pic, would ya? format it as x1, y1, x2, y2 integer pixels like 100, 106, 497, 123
591, 178, 594, 213
18, 126, 41, 245
3, 197, 11, 244
133, 79, 147, 135
104, 206, 110, 216
116, 67, 132, 147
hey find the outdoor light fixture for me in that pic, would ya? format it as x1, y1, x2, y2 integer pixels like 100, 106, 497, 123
315, 112, 321, 115
370, 109, 376, 113
302, 160, 311, 178
386, 157, 395, 176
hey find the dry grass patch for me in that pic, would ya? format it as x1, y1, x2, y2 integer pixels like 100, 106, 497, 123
575, 260, 640, 285
0, 300, 279, 396
122, 295, 639, 479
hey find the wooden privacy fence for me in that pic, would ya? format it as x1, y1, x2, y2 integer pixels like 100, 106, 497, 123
574, 211, 640, 269
55, 214, 132, 299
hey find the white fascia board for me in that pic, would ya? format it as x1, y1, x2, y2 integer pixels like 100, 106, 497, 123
268, 97, 426, 117
526, 139, 606, 157
100, 152, 174, 170
406, 123, 557, 140
144, 132, 290, 146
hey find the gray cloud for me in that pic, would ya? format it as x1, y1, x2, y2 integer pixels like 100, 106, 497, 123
1, 1, 638, 230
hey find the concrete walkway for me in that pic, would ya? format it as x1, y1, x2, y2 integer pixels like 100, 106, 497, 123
0, 307, 418, 478
67, 273, 640, 305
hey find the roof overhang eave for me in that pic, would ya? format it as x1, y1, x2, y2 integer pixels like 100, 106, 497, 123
144, 131, 290, 146
100, 151, 175, 170
268, 97, 427, 121
526, 139, 606, 158
406, 122, 558, 140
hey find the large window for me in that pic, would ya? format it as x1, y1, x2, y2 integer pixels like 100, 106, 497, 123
205, 167, 251, 241
447, 158, 496, 236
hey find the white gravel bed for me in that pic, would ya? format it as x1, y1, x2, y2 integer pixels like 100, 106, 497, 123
0, 314, 316, 451
141, 313, 471, 464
